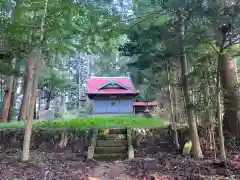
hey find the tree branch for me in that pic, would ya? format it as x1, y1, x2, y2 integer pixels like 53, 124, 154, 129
224, 37, 240, 49
131, 11, 167, 27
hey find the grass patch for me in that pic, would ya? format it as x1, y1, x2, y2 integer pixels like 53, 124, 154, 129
0, 115, 166, 129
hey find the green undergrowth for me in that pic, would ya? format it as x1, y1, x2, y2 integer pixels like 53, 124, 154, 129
0, 115, 166, 129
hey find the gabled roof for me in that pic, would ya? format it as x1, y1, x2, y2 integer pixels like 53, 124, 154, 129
98, 80, 128, 90
86, 76, 138, 95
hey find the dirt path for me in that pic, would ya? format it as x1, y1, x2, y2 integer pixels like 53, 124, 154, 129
0, 151, 132, 180
87, 162, 132, 180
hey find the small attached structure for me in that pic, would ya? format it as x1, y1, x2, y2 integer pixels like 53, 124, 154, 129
86, 77, 138, 114
133, 100, 159, 114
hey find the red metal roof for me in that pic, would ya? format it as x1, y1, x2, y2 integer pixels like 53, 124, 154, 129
86, 77, 138, 95
133, 100, 159, 106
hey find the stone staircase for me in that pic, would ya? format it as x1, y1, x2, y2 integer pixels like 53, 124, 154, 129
88, 128, 134, 161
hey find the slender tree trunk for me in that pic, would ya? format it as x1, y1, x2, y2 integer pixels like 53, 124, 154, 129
45, 99, 50, 110
78, 60, 81, 109
217, 56, 227, 162
0, 74, 3, 104
177, 9, 203, 158
191, 91, 199, 125
202, 59, 214, 150
22, 0, 48, 161
22, 49, 42, 161
38, 90, 41, 119
204, 81, 212, 125
2, 58, 16, 122
21, 58, 36, 161
167, 62, 180, 149
59, 132, 68, 148
27, 79, 37, 119
18, 75, 28, 120
33, 99, 37, 119
45, 87, 53, 110
8, 77, 18, 121
59, 91, 66, 116
2, 76, 14, 122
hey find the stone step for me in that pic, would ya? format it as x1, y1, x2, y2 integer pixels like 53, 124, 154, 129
96, 139, 128, 147
95, 146, 127, 154
98, 128, 127, 134
97, 134, 127, 140
94, 153, 127, 160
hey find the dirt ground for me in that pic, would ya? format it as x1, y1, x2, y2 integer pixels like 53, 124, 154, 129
0, 149, 240, 180
0, 129, 240, 180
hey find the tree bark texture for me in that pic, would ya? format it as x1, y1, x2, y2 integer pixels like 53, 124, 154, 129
1, 58, 16, 122
19, 51, 37, 120
217, 57, 227, 162
22, 49, 41, 161
8, 76, 18, 121
220, 56, 240, 136
215, 23, 240, 136
2, 75, 14, 122
18, 75, 28, 120
167, 63, 180, 149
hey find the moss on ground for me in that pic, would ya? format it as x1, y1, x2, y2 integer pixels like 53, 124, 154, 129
0, 115, 166, 129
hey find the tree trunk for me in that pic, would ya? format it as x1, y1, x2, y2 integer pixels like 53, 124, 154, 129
217, 56, 227, 162
38, 90, 41, 119
220, 56, 240, 136
0, 74, 3, 103
22, 49, 42, 161
18, 75, 28, 121
177, 9, 203, 158
1, 58, 16, 122
204, 80, 212, 125
59, 91, 66, 116
167, 62, 180, 149
59, 132, 68, 148
45, 99, 50, 110
203, 59, 214, 150
45, 87, 53, 110
22, 0, 48, 161
21, 50, 37, 161
2, 76, 14, 122
215, 24, 240, 136
191, 91, 199, 125
19, 52, 37, 120
8, 77, 18, 121
33, 100, 37, 119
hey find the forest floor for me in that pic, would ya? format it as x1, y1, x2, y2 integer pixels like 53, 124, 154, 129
1, 147, 240, 179
0, 131, 240, 180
